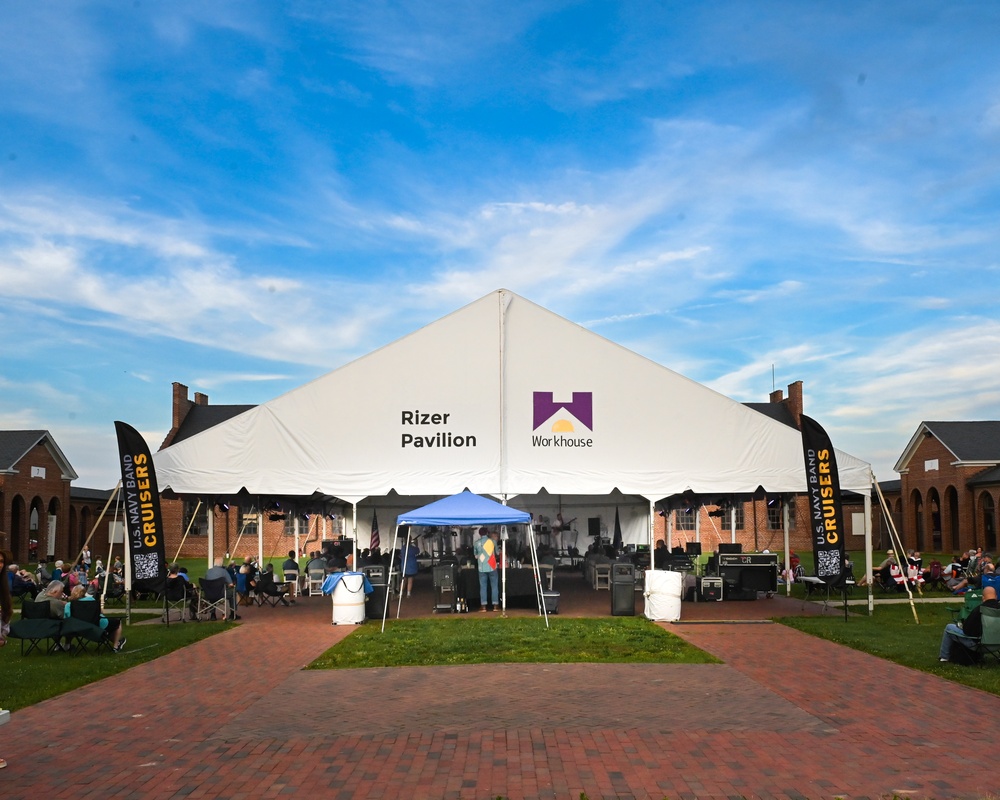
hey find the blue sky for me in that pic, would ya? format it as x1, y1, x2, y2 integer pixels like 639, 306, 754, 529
2, 1, 999, 490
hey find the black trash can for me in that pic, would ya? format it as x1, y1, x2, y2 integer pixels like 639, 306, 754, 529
364, 570, 389, 621
611, 561, 636, 616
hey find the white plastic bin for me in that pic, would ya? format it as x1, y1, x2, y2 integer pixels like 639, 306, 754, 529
643, 569, 682, 621
330, 573, 367, 625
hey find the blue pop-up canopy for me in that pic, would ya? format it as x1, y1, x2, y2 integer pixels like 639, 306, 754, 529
383, 490, 542, 630
396, 490, 530, 527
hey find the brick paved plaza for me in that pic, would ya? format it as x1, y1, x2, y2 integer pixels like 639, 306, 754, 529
4, 576, 995, 800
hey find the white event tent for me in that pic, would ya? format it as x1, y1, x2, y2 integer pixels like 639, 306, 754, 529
153, 289, 872, 568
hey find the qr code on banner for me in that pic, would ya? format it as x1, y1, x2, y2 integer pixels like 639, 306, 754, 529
133, 552, 160, 581
817, 549, 841, 577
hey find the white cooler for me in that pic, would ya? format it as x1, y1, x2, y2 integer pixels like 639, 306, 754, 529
330, 573, 368, 625
643, 569, 682, 621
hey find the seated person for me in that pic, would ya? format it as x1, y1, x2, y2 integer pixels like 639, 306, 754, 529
950, 562, 996, 595
653, 540, 669, 569
64, 584, 126, 652
939, 585, 1000, 662
858, 550, 897, 587
36, 580, 68, 619
166, 564, 199, 619
205, 557, 239, 620
9, 565, 38, 599
256, 565, 290, 606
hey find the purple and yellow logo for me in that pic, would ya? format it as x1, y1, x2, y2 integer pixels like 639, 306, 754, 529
531, 392, 594, 448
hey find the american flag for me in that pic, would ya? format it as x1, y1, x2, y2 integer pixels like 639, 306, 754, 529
370, 509, 380, 551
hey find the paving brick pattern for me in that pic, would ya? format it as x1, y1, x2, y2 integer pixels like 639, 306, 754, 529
3, 573, 996, 799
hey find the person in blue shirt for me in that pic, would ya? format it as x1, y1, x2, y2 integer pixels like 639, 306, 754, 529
399, 537, 419, 598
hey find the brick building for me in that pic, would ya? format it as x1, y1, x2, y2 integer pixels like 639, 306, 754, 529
0, 430, 114, 565
157, 383, 343, 563
650, 380, 868, 556
893, 422, 1000, 555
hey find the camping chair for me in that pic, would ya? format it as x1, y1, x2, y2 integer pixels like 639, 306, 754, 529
8, 599, 63, 655
950, 589, 982, 624
925, 560, 948, 592
100, 574, 127, 606
162, 576, 191, 624
975, 606, 1000, 667
63, 600, 113, 654
593, 564, 611, 590
198, 577, 230, 621
256, 572, 290, 607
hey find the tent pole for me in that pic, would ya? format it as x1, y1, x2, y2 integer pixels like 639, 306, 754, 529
352, 503, 358, 570
396, 518, 409, 620
874, 475, 919, 624
864, 480, 874, 616
101, 489, 124, 609
71, 480, 122, 571
783, 500, 791, 597
172, 499, 202, 564
382, 525, 400, 632
526, 518, 548, 628
206, 499, 214, 567
501, 524, 507, 616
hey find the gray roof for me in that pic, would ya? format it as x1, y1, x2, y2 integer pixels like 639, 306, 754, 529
171, 405, 255, 445
968, 466, 1000, 487
0, 430, 51, 471
0, 430, 78, 479
71, 486, 116, 502
924, 421, 1000, 462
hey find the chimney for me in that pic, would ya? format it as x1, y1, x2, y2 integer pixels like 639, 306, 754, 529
194, 392, 209, 406
171, 382, 191, 430
769, 389, 784, 404
786, 381, 803, 428
162, 382, 198, 451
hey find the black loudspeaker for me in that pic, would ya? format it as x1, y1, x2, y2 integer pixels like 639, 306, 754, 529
718, 543, 743, 554
685, 542, 702, 556
588, 517, 602, 539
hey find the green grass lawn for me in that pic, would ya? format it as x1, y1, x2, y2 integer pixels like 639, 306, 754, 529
308, 616, 719, 669
780, 602, 1000, 697
1, 620, 233, 712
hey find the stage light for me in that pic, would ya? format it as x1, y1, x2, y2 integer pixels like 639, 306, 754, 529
218, 502, 230, 512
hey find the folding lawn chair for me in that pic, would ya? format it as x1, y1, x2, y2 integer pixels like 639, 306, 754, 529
975, 606, 1000, 667
198, 577, 230, 621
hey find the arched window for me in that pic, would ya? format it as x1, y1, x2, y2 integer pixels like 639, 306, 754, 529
910, 489, 924, 552
928, 488, 942, 551
981, 493, 997, 552
946, 486, 960, 552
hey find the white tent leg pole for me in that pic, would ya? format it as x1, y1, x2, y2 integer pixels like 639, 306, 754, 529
730, 505, 737, 544
352, 503, 357, 568
206, 500, 214, 569
382, 526, 400, 633
257, 509, 264, 567
501, 532, 507, 615
864, 485, 874, 615
783, 501, 791, 597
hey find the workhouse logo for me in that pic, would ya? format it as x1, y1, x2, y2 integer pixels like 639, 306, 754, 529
531, 391, 594, 448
